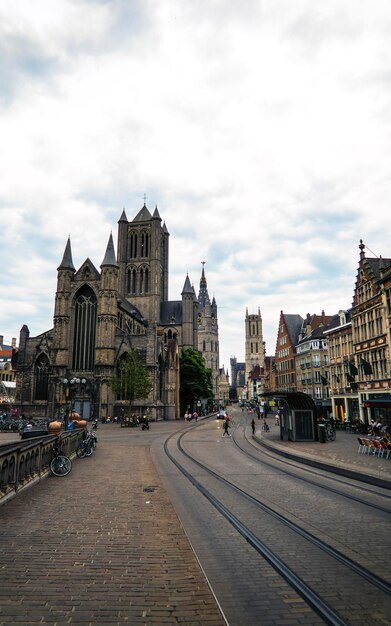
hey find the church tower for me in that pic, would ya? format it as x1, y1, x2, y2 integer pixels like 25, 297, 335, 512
245, 308, 265, 400
198, 263, 220, 398
95, 233, 118, 368
53, 237, 76, 368
117, 203, 169, 324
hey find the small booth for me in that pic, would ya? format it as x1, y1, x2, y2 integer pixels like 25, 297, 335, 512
264, 392, 318, 442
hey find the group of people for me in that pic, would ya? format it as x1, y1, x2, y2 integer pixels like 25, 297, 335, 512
184, 411, 198, 422
368, 419, 389, 436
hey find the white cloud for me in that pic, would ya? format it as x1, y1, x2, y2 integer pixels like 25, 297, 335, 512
1, 0, 391, 373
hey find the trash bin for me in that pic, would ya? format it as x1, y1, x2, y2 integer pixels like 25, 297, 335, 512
318, 423, 326, 443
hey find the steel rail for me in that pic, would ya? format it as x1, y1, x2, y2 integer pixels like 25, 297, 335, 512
164, 431, 349, 626
230, 423, 391, 514
176, 429, 391, 597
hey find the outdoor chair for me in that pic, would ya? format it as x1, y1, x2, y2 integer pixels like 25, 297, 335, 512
372, 440, 387, 458
360, 438, 375, 455
357, 437, 366, 454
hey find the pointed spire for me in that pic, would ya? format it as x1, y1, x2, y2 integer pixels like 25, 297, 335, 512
101, 233, 118, 268
153, 205, 161, 220
57, 236, 75, 271
198, 261, 210, 307
119, 208, 128, 222
181, 274, 193, 295
162, 221, 169, 234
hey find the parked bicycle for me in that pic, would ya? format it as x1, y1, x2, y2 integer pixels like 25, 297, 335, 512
76, 430, 97, 458
325, 422, 336, 441
50, 437, 72, 477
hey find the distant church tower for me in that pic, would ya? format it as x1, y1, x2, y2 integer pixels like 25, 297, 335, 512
245, 308, 265, 400
198, 263, 220, 398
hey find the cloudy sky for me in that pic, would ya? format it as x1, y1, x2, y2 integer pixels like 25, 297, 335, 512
1, 0, 391, 374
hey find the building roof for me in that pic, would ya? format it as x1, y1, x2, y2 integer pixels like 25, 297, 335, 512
365, 257, 391, 282
117, 298, 146, 324
323, 310, 352, 334
282, 313, 303, 346
133, 204, 152, 222
160, 301, 183, 325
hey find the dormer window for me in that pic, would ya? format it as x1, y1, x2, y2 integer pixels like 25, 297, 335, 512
338, 310, 346, 326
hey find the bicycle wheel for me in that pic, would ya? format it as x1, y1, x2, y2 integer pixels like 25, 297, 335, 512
50, 454, 72, 477
76, 444, 86, 458
85, 441, 94, 456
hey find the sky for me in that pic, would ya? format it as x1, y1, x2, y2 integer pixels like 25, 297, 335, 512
1, 0, 391, 376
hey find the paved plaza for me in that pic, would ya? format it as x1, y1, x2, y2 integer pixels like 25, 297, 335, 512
0, 418, 389, 625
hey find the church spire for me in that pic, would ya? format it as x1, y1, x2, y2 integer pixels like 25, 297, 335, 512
57, 236, 75, 271
198, 261, 210, 307
181, 273, 193, 295
101, 233, 118, 268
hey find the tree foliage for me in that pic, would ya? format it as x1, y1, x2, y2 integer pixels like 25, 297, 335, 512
110, 348, 152, 410
180, 347, 213, 413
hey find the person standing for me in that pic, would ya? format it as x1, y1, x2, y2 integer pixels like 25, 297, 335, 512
251, 418, 255, 435
222, 418, 230, 437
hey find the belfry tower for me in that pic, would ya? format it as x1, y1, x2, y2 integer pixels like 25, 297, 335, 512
245, 308, 265, 400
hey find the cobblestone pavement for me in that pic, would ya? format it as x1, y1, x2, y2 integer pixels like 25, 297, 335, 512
0, 417, 390, 626
0, 425, 225, 626
253, 418, 391, 486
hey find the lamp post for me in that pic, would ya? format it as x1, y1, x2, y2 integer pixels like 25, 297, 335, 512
62, 377, 87, 429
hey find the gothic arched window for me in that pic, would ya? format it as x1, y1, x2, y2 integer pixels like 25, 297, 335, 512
72, 285, 97, 371
140, 231, 149, 258
129, 232, 138, 259
34, 353, 49, 401
127, 267, 137, 294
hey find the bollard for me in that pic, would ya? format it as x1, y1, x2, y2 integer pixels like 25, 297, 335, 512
318, 423, 326, 443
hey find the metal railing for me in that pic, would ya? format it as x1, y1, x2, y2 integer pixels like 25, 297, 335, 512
0, 431, 84, 505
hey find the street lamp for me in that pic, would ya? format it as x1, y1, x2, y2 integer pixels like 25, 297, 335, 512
62, 377, 87, 429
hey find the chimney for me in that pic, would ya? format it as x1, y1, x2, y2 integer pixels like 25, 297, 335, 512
306, 314, 311, 337
12, 338, 16, 348
0, 335, 3, 346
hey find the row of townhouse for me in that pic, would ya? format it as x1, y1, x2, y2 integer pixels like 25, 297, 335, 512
274, 241, 391, 427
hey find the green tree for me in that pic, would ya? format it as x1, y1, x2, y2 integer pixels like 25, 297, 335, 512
110, 348, 152, 414
180, 347, 213, 414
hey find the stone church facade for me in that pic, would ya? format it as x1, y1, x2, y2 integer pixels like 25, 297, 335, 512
13, 204, 220, 420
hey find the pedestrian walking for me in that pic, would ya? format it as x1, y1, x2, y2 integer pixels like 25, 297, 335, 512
222, 418, 230, 437
251, 418, 255, 435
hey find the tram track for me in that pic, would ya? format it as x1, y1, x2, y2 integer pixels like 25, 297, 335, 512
232, 421, 391, 514
164, 420, 391, 626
